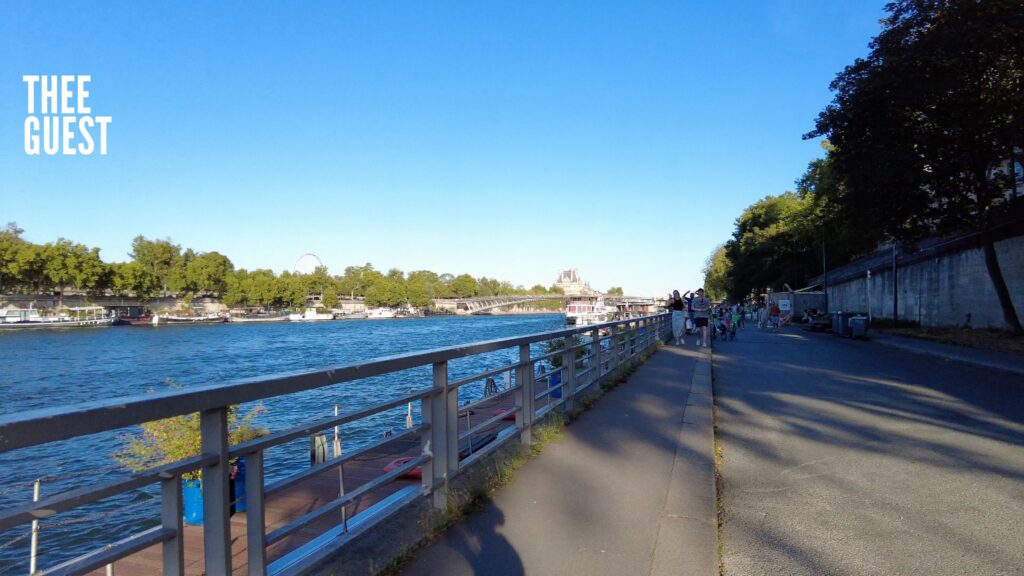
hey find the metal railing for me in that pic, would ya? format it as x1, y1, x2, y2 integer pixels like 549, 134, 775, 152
0, 313, 671, 575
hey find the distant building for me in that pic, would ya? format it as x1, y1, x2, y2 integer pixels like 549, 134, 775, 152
554, 269, 597, 296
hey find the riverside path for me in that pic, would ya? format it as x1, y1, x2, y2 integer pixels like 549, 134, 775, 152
399, 345, 717, 576
714, 327, 1024, 576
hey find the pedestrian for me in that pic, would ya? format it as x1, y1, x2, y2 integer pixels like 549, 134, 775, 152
666, 290, 687, 345
691, 288, 712, 347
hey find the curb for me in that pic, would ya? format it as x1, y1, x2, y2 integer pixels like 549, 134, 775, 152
650, 346, 717, 576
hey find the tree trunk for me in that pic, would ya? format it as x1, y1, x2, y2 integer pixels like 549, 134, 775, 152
981, 225, 1023, 334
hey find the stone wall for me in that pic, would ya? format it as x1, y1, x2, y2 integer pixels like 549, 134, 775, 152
814, 231, 1024, 330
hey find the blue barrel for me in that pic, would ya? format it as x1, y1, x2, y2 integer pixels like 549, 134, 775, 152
233, 457, 247, 513
183, 479, 204, 525
550, 371, 562, 398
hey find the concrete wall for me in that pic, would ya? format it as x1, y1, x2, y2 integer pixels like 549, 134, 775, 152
823, 235, 1024, 329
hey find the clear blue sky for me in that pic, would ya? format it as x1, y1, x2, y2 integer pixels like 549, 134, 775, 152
1, 1, 887, 296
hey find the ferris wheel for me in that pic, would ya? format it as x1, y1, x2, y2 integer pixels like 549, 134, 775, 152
293, 253, 325, 275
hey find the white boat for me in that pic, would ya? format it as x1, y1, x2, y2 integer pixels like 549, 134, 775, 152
0, 306, 115, 329
228, 314, 290, 323
153, 313, 227, 325
565, 297, 614, 326
332, 311, 368, 320
288, 308, 334, 322
365, 307, 397, 319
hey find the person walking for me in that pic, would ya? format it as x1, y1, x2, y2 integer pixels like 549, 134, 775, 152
666, 290, 687, 345
691, 288, 712, 347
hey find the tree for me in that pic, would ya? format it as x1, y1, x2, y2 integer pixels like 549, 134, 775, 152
606, 286, 624, 295
365, 275, 406, 308
808, 0, 1024, 332
130, 236, 182, 296
185, 251, 233, 296
111, 261, 156, 299
40, 239, 107, 303
451, 274, 479, 298
724, 192, 817, 300
702, 246, 731, 301
0, 223, 27, 293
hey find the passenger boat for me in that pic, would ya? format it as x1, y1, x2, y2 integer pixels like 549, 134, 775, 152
228, 313, 290, 323
288, 308, 334, 321
0, 306, 116, 329
153, 313, 228, 325
333, 311, 368, 320
365, 307, 397, 319
564, 297, 614, 326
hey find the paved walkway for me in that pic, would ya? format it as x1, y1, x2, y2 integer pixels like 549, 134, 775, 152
870, 330, 1024, 376
714, 327, 1024, 576
399, 345, 717, 576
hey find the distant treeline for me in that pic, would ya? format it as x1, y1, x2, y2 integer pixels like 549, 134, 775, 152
0, 224, 565, 309
701, 1, 1023, 332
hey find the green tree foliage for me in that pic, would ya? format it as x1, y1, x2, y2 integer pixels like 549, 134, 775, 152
701, 246, 730, 301
0, 223, 27, 293
130, 236, 182, 296
724, 192, 817, 300
277, 272, 311, 309
606, 286, 624, 295
1, 227, 573, 312
451, 274, 479, 298
185, 251, 234, 295
807, 0, 1024, 332
365, 275, 407, 308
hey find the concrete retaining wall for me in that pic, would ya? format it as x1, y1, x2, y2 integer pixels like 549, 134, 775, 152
821, 234, 1024, 329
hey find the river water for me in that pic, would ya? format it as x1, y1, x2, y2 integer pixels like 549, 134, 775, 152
0, 314, 565, 573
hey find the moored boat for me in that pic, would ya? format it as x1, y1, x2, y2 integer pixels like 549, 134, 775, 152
228, 314, 290, 323
0, 306, 116, 329
365, 307, 397, 319
333, 311, 368, 320
153, 314, 227, 325
288, 308, 334, 321
564, 297, 614, 326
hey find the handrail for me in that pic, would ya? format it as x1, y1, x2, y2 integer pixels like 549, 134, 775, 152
0, 312, 670, 576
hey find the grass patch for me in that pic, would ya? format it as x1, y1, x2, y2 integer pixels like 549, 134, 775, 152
712, 366, 725, 576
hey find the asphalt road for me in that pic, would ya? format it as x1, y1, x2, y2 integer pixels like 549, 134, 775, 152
714, 327, 1024, 576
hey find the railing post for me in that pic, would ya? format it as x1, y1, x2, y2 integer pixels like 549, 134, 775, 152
610, 324, 621, 371
515, 344, 534, 445
30, 479, 40, 575
245, 450, 267, 576
160, 476, 184, 576
561, 335, 576, 413
590, 328, 601, 386
422, 361, 452, 510
629, 321, 637, 358
200, 407, 232, 576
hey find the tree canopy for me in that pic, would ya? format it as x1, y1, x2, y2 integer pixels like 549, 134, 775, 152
807, 0, 1024, 331
0, 225, 567, 311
